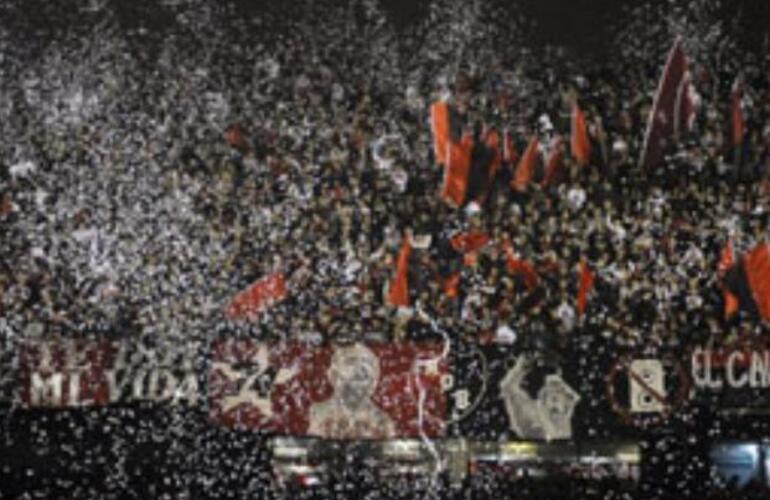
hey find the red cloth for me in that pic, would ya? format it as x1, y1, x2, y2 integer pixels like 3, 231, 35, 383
451, 232, 491, 254
719, 240, 739, 319
502, 240, 539, 291
743, 242, 770, 321
484, 128, 502, 185
441, 134, 474, 207
387, 237, 412, 307
511, 136, 540, 192
571, 104, 591, 167
576, 258, 595, 316
431, 101, 451, 166
226, 273, 288, 320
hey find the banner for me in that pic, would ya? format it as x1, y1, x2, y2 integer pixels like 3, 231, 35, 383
209, 341, 448, 439
18, 340, 200, 407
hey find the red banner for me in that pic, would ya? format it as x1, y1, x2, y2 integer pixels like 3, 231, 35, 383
209, 341, 448, 439
18, 341, 200, 407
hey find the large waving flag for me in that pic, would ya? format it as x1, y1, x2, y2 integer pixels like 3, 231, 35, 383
639, 38, 695, 169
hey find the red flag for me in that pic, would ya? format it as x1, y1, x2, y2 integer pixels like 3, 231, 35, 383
542, 136, 565, 188
743, 242, 770, 321
226, 273, 287, 320
502, 240, 539, 290
387, 237, 412, 307
484, 128, 502, 182
731, 80, 745, 147
441, 134, 474, 207
571, 104, 591, 167
719, 239, 739, 319
225, 124, 249, 151
450, 232, 490, 254
452, 231, 491, 267
639, 38, 691, 169
431, 101, 451, 166
511, 136, 540, 192
576, 258, 595, 316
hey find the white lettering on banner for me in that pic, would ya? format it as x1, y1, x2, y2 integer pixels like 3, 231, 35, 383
119, 369, 198, 404
691, 347, 723, 390
691, 347, 770, 390
726, 352, 748, 388
23, 340, 203, 407
106, 369, 132, 404
750, 352, 770, 388
30, 372, 63, 406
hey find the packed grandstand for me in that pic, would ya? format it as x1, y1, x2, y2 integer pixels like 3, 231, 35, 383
1, 0, 770, 498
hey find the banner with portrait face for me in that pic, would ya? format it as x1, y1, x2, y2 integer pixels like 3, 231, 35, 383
208, 341, 448, 439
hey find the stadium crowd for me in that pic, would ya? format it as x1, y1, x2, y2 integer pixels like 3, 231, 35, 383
1, 0, 768, 352
0, 1, 769, 497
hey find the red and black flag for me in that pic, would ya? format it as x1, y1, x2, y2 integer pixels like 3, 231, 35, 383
639, 37, 694, 169
465, 128, 502, 204
226, 272, 288, 321
722, 241, 770, 322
